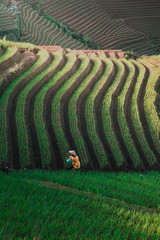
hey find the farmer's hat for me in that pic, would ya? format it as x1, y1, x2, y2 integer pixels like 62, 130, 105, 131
69, 150, 76, 157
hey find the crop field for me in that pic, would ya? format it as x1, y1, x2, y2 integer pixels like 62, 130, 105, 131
0, 1, 159, 239
0, 40, 160, 172
1, 170, 160, 239
96, 0, 160, 40
37, 0, 159, 55
0, 0, 159, 55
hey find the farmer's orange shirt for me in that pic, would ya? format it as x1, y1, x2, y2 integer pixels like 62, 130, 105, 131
69, 155, 80, 169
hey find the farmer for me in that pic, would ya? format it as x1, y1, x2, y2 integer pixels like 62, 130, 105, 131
66, 150, 80, 170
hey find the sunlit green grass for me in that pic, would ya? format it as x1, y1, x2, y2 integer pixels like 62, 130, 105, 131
1, 170, 160, 240
8, 170, 160, 210
0, 46, 17, 63
0, 39, 36, 50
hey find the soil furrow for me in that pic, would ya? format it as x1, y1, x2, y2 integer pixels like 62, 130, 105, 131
62, 58, 92, 163
45, 55, 78, 169
111, 62, 135, 170
7, 53, 49, 169
94, 60, 119, 171
123, 62, 147, 170
77, 60, 108, 170
27, 54, 65, 169
6, 55, 38, 169
137, 66, 160, 162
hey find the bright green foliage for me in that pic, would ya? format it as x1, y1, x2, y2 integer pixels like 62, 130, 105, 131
85, 57, 113, 168
68, 56, 103, 166
118, 59, 141, 167
102, 58, 125, 167
34, 52, 64, 168
138, 59, 160, 154
15, 50, 50, 168
0, 46, 17, 64
51, 53, 86, 161
130, 59, 157, 165
68, 55, 91, 165
8, 170, 160, 210
0, 39, 36, 50
0, 47, 38, 163
1, 171, 160, 239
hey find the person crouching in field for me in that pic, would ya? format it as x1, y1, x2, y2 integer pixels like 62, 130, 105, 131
66, 150, 80, 170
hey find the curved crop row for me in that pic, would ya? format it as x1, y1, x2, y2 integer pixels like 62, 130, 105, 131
37, 0, 157, 54
0, 43, 160, 171
67, 55, 92, 167
17, 1, 87, 49
68, 57, 105, 169
85, 56, 115, 170
96, 0, 160, 39
0, 4, 17, 28
0, 46, 20, 73
130, 60, 158, 168
101, 58, 127, 169
51, 53, 80, 163
33, 52, 65, 169
0, 49, 45, 167
138, 59, 160, 160
15, 50, 51, 168
0, 51, 37, 97
41, 52, 79, 169
117, 59, 142, 169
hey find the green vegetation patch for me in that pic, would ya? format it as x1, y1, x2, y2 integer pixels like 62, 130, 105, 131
1, 171, 160, 239
8, 170, 160, 210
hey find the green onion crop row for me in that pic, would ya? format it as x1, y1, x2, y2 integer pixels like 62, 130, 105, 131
130, 59, 157, 166
117, 59, 141, 167
138, 59, 160, 154
102, 59, 125, 166
34, 52, 64, 168
0, 50, 44, 163
85, 56, 112, 168
68, 54, 91, 165
15, 50, 50, 168
51, 53, 78, 161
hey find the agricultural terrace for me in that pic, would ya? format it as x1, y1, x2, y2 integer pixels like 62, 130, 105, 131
96, 0, 160, 40
0, 3, 20, 41
0, 41, 160, 172
37, 0, 158, 55
0, 0, 159, 55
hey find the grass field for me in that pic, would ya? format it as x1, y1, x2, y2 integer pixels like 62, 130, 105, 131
1, 170, 160, 239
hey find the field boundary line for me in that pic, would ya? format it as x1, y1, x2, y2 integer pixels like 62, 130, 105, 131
26, 179, 160, 215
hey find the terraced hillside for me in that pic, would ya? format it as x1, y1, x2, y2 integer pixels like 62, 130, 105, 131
0, 0, 159, 55
0, 41, 160, 171
96, 0, 160, 40
0, 3, 20, 41
35, 0, 158, 55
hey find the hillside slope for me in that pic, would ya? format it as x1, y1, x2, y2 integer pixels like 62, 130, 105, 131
0, 41, 160, 171
0, 0, 159, 55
